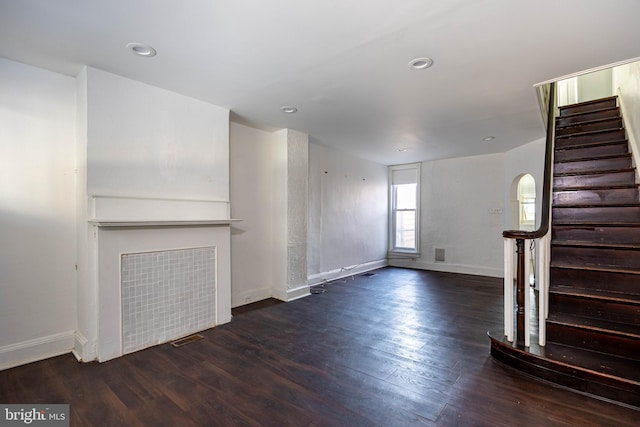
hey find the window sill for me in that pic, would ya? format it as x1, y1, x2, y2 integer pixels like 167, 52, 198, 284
387, 250, 421, 259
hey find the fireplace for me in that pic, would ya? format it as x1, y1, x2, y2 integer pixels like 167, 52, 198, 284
84, 195, 234, 362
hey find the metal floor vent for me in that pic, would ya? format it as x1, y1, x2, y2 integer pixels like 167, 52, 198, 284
171, 334, 204, 347
361, 272, 377, 277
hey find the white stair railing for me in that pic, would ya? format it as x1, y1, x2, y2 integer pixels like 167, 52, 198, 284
502, 82, 556, 348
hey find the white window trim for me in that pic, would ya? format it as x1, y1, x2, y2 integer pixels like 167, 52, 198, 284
388, 162, 421, 256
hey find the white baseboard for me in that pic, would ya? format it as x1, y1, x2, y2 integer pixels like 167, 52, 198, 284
307, 259, 388, 286
389, 259, 502, 278
0, 331, 75, 371
285, 285, 311, 302
72, 331, 96, 362
270, 284, 311, 302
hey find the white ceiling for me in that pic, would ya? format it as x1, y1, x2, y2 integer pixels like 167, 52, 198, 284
1, 0, 639, 165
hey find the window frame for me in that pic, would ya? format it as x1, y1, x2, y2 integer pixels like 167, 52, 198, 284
388, 163, 421, 256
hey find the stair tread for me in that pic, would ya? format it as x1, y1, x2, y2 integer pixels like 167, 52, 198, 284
551, 240, 640, 249
554, 168, 635, 177
559, 96, 618, 110
550, 261, 640, 275
552, 202, 640, 207
557, 105, 619, 116
556, 127, 624, 140
555, 138, 628, 151
556, 116, 622, 130
547, 312, 640, 339
553, 184, 639, 191
542, 341, 640, 383
549, 286, 640, 304
553, 220, 640, 226
554, 153, 631, 164
556, 123, 624, 137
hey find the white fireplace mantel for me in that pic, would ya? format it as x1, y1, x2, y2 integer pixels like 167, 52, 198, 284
90, 219, 241, 227
80, 194, 237, 362
89, 194, 233, 223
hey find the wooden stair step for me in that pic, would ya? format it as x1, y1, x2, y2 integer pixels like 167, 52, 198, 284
556, 108, 620, 127
489, 334, 640, 408
554, 140, 628, 161
553, 169, 635, 188
548, 312, 640, 339
551, 243, 640, 270
559, 97, 618, 116
550, 285, 640, 304
548, 288, 640, 324
556, 117, 623, 137
556, 129, 626, 147
551, 240, 640, 249
552, 224, 640, 244
553, 154, 632, 174
553, 187, 639, 205
543, 341, 640, 383
554, 167, 635, 177
550, 265, 640, 296
550, 261, 640, 276
552, 205, 640, 222
547, 313, 640, 360
552, 219, 640, 226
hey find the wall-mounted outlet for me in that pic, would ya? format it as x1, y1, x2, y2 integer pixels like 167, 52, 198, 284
435, 248, 445, 262
489, 207, 503, 214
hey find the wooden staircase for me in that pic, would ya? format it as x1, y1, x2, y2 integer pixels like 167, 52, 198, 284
490, 96, 640, 409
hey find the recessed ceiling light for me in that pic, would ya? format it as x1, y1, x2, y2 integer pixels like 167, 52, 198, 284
280, 106, 298, 114
126, 42, 157, 57
482, 136, 495, 141
408, 57, 434, 70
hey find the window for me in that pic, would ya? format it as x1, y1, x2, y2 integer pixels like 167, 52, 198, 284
389, 163, 420, 254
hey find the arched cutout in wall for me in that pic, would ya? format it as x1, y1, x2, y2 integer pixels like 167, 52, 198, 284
509, 173, 537, 231
517, 174, 536, 231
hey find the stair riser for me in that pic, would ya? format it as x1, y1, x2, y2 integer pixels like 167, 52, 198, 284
549, 293, 640, 324
553, 188, 638, 205
554, 143, 628, 162
551, 245, 640, 270
552, 225, 640, 244
556, 118, 623, 137
554, 156, 631, 174
559, 98, 618, 116
556, 109, 619, 127
554, 171, 636, 188
552, 205, 640, 222
546, 322, 639, 360
550, 267, 640, 295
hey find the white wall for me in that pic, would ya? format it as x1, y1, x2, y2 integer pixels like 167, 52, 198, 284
307, 143, 388, 282
85, 68, 229, 201
391, 153, 505, 277
0, 58, 77, 369
504, 138, 545, 231
229, 125, 312, 305
613, 61, 640, 171
578, 69, 613, 103
229, 123, 281, 307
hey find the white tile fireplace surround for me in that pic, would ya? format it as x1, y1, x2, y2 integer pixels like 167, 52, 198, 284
86, 195, 236, 362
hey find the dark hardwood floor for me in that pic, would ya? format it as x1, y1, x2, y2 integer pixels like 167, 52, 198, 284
1, 267, 638, 426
